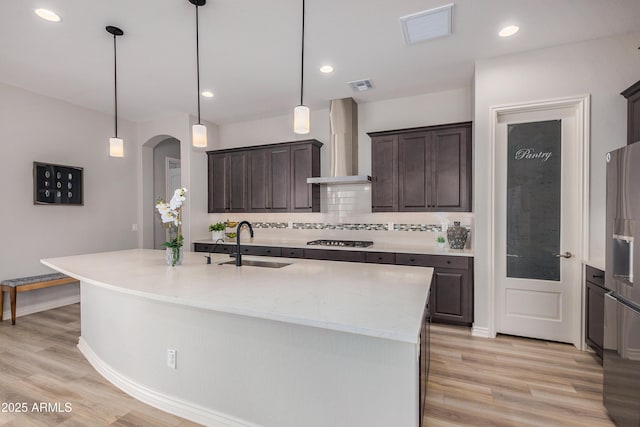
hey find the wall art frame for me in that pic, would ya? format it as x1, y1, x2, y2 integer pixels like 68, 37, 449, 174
33, 161, 84, 205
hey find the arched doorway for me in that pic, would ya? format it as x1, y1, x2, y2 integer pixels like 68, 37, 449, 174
141, 135, 181, 249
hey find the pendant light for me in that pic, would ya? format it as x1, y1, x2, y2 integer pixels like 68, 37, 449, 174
189, 0, 207, 148
294, 0, 310, 134
106, 26, 124, 157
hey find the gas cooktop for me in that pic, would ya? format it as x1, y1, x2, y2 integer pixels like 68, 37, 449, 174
306, 239, 374, 248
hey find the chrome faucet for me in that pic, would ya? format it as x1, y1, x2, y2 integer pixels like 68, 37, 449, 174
235, 221, 254, 266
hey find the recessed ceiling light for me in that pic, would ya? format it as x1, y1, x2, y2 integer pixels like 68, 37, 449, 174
35, 8, 61, 23
320, 65, 334, 74
201, 90, 214, 98
499, 25, 519, 38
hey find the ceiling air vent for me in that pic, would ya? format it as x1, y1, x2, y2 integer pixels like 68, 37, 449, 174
400, 3, 453, 45
348, 79, 374, 92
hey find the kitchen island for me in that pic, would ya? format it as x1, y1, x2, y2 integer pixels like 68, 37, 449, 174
42, 249, 432, 427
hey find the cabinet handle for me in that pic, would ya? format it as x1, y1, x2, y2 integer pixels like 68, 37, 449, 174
410, 258, 416, 262
446, 260, 451, 264
593, 274, 604, 279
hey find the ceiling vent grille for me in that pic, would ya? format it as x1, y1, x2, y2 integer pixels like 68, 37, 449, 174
348, 79, 374, 92
400, 3, 453, 45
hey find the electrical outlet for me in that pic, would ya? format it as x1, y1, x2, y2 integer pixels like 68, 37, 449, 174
167, 349, 177, 369
132, 224, 138, 231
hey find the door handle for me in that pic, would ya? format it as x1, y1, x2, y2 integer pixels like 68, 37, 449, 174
554, 251, 573, 259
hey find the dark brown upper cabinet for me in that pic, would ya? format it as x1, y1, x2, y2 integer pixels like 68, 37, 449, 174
248, 146, 291, 212
368, 122, 472, 212
370, 134, 399, 212
207, 150, 249, 213
622, 80, 640, 145
208, 139, 322, 213
291, 142, 321, 212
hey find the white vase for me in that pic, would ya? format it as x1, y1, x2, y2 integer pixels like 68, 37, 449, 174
211, 230, 225, 241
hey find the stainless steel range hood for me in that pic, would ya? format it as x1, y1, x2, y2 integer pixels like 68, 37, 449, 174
307, 98, 371, 185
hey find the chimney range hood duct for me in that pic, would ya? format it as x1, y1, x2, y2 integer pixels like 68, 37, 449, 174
307, 97, 371, 185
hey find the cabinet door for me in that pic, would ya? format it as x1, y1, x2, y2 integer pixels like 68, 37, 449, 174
208, 152, 228, 213
398, 132, 430, 211
430, 267, 472, 325
248, 149, 268, 212
229, 151, 248, 212
269, 147, 291, 211
371, 135, 398, 212
622, 81, 640, 145
291, 143, 320, 212
585, 280, 606, 359
628, 90, 640, 145
431, 126, 471, 211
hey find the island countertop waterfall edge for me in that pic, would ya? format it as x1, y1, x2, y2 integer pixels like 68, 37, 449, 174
42, 249, 432, 427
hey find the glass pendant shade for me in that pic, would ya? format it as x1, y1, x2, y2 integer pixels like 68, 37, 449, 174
294, 105, 310, 134
192, 123, 207, 147
109, 137, 124, 157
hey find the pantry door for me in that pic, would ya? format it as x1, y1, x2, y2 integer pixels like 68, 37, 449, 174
493, 97, 587, 345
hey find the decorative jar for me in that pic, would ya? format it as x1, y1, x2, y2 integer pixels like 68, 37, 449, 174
446, 221, 469, 249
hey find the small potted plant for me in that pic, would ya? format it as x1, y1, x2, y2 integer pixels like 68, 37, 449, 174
209, 222, 226, 241
436, 235, 446, 249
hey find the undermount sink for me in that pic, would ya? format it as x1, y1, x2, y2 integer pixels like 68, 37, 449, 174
219, 260, 292, 269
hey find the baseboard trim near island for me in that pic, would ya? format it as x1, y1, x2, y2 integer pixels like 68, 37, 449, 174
77, 337, 260, 427
2, 295, 80, 322
471, 325, 490, 338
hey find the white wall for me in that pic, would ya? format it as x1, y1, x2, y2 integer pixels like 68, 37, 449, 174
219, 88, 472, 178
0, 82, 138, 318
473, 31, 640, 332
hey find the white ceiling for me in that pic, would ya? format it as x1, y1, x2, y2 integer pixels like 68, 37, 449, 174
2, 0, 639, 125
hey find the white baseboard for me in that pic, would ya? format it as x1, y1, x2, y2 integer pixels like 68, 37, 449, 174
471, 325, 490, 338
77, 338, 259, 427
2, 295, 80, 322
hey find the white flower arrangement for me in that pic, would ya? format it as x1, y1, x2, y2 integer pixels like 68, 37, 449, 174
156, 188, 188, 254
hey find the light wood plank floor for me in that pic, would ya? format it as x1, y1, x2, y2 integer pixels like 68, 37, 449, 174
425, 323, 614, 426
1, 304, 614, 426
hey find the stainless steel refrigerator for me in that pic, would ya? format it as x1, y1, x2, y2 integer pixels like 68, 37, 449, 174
604, 142, 640, 426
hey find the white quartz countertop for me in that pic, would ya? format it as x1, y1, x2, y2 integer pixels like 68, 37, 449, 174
194, 237, 473, 257
42, 249, 432, 344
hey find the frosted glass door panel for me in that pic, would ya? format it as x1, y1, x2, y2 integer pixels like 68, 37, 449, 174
506, 120, 561, 281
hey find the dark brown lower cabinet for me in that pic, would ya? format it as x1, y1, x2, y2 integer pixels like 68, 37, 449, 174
585, 265, 606, 360
302, 248, 367, 263
193, 242, 473, 326
430, 268, 472, 326
419, 294, 430, 427
395, 253, 473, 325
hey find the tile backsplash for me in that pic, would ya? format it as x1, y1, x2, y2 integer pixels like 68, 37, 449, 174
206, 184, 473, 248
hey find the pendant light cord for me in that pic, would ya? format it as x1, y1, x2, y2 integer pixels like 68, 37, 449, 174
300, 0, 305, 106
195, 4, 201, 125
113, 34, 118, 137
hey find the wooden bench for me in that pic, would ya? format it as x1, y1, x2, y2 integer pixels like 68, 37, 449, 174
0, 273, 79, 325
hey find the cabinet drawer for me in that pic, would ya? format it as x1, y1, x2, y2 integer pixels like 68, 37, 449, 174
239, 246, 282, 257
428, 255, 470, 270
365, 252, 396, 264
395, 253, 470, 269
193, 243, 212, 253
585, 265, 605, 287
304, 249, 366, 263
395, 253, 430, 267
194, 243, 232, 254
282, 247, 304, 258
